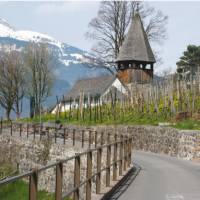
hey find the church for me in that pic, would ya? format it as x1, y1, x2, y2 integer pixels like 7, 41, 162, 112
116, 10, 155, 85
51, 9, 155, 113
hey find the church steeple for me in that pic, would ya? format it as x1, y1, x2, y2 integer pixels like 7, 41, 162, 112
116, 10, 156, 84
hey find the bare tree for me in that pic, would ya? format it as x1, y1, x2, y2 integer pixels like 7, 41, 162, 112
0, 51, 25, 119
86, 1, 168, 64
12, 51, 26, 118
24, 43, 54, 116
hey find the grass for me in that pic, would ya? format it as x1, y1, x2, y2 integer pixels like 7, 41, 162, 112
0, 163, 56, 200
0, 180, 54, 200
19, 110, 170, 126
21, 114, 200, 130
0, 162, 71, 200
17, 104, 200, 130
0, 163, 16, 180
172, 119, 200, 130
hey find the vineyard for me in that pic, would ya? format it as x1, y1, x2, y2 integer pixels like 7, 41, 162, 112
19, 75, 200, 130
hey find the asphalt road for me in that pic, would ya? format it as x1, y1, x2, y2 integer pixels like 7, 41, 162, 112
114, 151, 200, 200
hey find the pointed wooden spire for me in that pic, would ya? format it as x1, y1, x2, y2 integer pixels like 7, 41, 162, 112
116, 10, 155, 63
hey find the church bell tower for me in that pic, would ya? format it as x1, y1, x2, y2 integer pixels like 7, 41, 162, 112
116, 10, 156, 85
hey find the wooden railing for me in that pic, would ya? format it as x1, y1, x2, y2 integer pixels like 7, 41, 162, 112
0, 120, 125, 148
0, 133, 133, 200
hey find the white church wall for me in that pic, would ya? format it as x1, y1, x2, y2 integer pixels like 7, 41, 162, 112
102, 78, 127, 97
51, 78, 128, 114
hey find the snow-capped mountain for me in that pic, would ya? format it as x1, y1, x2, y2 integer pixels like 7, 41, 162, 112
0, 18, 109, 85
0, 18, 107, 82
0, 18, 108, 118
0, 23, 89, 69
0, 18, 59, 44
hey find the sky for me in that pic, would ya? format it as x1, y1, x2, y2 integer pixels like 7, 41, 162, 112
0, 1, 200, 75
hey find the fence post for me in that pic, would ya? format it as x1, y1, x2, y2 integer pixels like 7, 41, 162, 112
88, 130, 91, 148
10, 121, 12, 136
107, 132, 110, 144
40, 124, 42, 140
63, 128, 66, 145
86, 151, 92, 200
29, 170, 38, 200
101, 131, 104, 145
124, 136, 127, 171
47, 127, 50, 140
74, 155, 80, 200
33, 124, 36, 140
0, 117, 2, 134
127, 137, 130, 167
96, 148, 102, 194
119, 135, 123, 176
19, 123, 22, 137
55, 162, 63, 200
82, 130, 84, 148
94, 131, 97, 148
66, 128, 68, 140
27, 124, 29, 139
131, 133, 134, 149
113, 134, 117, 181
73, 129, 75, 146
106, 144, 111, 187
128, 137, 132, 166
40, 123, 43, 140
55, 127, 57, 143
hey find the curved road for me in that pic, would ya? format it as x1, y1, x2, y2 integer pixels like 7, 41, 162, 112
116, 151, 200, 200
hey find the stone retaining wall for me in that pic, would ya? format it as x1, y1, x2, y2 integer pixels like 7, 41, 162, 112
129, 126, 200, 161
54, 124, 200, 161
1, 125, 200, 196
0, 134, 106, 198
91, 125, 200, 161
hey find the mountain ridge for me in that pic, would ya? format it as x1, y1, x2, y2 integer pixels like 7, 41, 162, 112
0, 18, 108, 118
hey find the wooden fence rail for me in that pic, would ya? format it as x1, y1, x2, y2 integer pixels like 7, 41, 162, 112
0, 120, 129, 148
0, 134, 133, 200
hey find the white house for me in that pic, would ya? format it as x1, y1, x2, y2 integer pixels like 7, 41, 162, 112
51, 74, 128, 114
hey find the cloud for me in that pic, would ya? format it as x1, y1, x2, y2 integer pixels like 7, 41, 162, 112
34, 2, 85, 15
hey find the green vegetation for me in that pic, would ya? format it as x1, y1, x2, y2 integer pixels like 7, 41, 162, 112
17, 87, 200, 131
0, 163, 55, 200
0, 180, 54, 200
0, 163, 16, 180
172, 119, 200, 130
177, 45, 200, 80
20, 104, 171, 126
18, 102, 200, 131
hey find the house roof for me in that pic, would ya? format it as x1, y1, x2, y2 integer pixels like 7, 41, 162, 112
116, 11, 156, 63
64, 75, 116, 100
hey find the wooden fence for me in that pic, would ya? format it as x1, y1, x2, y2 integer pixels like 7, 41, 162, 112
0, 120, 119, 148
0, 132, 133, 200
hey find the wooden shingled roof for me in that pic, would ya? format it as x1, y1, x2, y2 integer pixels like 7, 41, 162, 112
64, 75, 116, 100
116, 11, 156, 63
